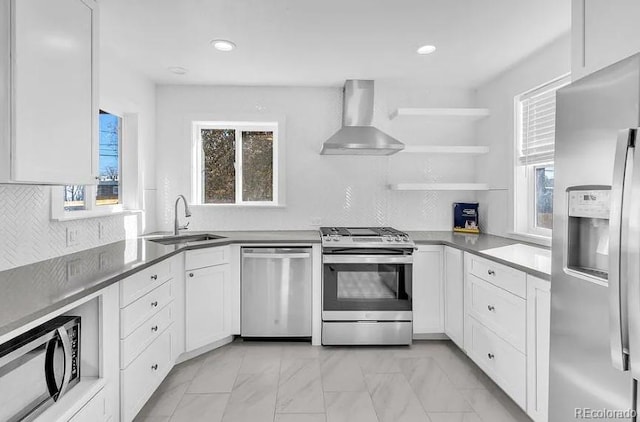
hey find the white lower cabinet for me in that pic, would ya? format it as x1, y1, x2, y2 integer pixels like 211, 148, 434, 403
444, 246, 464, 348
119, 259, 179, 422
412, 245, 444, 336
466, 315, 527, 408
467, 274, 526, 352
121, 329, 173, 421
185, 247, 231, 352
185, 264, 230, 350
463, 252, 550, 420
526, 275, 551, 422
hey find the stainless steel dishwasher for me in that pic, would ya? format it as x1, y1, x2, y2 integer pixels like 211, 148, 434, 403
241, 247, 312, 337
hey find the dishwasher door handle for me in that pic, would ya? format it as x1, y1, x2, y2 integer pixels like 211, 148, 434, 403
243, 253, 311, 259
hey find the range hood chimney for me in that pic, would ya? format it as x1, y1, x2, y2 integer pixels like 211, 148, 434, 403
320, 80, 404, 155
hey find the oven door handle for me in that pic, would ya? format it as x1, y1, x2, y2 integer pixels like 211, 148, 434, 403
323, 255, 413, 264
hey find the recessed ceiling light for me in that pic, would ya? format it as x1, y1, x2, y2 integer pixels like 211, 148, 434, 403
168, 66, 188, 75
211, 39, 236, 52
417, 45, 436, 55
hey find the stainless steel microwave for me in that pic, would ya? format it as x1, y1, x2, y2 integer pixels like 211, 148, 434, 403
0, 315, 81, 422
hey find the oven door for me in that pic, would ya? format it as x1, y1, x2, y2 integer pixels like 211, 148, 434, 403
322, 254, 412, 321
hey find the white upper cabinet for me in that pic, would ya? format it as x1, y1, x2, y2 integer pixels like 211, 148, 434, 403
0, 0, 98, 184
572, 0, 640, 80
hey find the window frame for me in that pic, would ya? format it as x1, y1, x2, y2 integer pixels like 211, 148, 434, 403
526, 162, 554, 237
51, 110, 131, 221
192, 121, 279, 206
95, 110, 123, 207
513, 74, 570, 241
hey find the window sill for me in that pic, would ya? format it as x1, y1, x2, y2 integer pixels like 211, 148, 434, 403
507, 231, 552, 248
192, 203, 286, 209
51, 209, 143, 222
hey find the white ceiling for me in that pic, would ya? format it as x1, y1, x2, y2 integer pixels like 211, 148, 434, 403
100, 0, 571, 88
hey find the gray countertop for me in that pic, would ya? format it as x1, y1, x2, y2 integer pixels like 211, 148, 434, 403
0, 230, 548, 339
0, 231, 319, 339
408, 231, 551, 281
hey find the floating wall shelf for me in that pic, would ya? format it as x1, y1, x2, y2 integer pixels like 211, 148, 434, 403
398, 145, 489, 155
390, 107, 491, 120
389, 183, 490, 191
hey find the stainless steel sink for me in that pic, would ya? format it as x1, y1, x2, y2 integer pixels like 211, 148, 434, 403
148, 233, 225, 245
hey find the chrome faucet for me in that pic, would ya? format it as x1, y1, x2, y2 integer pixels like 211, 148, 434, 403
174, 195, 192, 235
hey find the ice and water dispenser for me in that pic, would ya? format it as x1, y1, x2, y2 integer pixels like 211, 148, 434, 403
566, 187, 611, 281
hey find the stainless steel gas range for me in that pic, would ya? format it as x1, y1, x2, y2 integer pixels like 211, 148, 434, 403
320, 227, 415, 345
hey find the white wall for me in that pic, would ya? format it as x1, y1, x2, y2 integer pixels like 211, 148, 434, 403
100, 47, 158, 233
0, 50, 156, 271
155, 83, 481, 231
475, 33, 571, 238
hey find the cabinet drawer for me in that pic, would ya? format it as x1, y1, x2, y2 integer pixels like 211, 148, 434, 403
121, 281, 173, 338
120, 259, 173, 307
121, 304, 173, 369
466, 316, 526, 408
468, 254, 526, 298
121, 328, 172, 422
468, 275, 526, 352
185, 246, 229, 271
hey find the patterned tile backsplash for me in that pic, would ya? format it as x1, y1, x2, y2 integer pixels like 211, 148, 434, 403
0, 185, 137, 272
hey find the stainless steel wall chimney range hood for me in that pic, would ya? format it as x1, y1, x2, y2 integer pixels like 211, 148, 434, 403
321, 80, 405, 155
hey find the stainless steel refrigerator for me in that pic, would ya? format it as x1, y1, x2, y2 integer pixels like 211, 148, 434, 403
549, 53, 640, 420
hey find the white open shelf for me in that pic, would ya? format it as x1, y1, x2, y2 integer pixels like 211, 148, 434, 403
390, 107, 490, 120
398, 145, 489, 155
389, 183, 490, 191
34, 377, 105, 422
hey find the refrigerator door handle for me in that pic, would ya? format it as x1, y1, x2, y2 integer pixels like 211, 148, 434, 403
625, 129, 640, 380
609, 128, 635, 371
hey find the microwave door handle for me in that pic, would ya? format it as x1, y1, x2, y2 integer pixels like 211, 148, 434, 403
56, 327, 73, 398
44, 327, 73, 401
610, 128, 634, 371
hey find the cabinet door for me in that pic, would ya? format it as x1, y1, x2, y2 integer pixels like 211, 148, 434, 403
412, 246, 444, 335
526, 275, 551, 422
185, 264, 230, 351
444, 246, 464, 348
572, 0, 640, 80
8, 0, 97, 184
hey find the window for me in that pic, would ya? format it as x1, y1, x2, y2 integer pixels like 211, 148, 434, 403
514, 75, 570, 238
96, 111, 122, 205
56, 110, 124, 218
193, 122, 278, 205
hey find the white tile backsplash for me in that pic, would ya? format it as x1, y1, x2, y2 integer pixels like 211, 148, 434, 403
155, 84, 480, 232
0, 184, 136, 271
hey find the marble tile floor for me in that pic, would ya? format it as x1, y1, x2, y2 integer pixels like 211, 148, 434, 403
134, 339, 532, 422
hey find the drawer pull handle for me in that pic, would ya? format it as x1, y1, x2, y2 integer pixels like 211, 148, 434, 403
151, 364, 158, 371
487, 269, 495, 276
151, 301, 158, 307
487, 353, 495, 360
189, 273, 194, 278
151, 274, 158, 280
487, 305, 495, 311
151, 325, 159, 332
